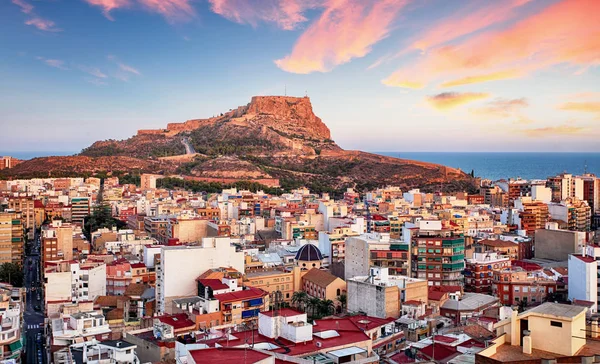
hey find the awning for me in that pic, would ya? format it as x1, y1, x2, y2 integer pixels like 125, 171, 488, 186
9, 340, 23, 352
327, 346, 366, 358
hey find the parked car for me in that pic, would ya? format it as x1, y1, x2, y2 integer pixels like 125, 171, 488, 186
34, 305, 41, 311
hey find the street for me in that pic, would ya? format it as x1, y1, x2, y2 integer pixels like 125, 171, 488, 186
23, 231, 46, 364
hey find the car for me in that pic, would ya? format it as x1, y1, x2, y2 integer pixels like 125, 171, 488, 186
34, 305, 41, 311
36, 333, 42, 343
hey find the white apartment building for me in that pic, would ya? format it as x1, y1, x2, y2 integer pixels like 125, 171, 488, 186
45, 261, 107, 305
156, 237, 244, 314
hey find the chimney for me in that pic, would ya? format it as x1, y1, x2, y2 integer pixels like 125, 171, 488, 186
510, 309, 519, 346
522, 333, 532, 354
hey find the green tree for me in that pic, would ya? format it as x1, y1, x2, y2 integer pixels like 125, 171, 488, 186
319, 299, 335, 317
83, 203, 126, 241
338, 294, 347, 312
308, 297, 321, 318
291, 291, 308, 312
0, 263, 24, 287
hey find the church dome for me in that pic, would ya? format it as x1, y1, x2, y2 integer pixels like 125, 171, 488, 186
295, 244, 323, 262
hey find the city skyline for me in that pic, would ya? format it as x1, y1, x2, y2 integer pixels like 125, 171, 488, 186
2, 0, 599, 152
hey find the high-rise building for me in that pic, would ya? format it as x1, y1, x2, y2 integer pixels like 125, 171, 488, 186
70, 197, 90, 225
41, 220, 74, 264
0, 211, 24, 264
8, 197, 35, 231
519, 201, 549, 235
548, 198, 591, 232
412, 232, 465, 286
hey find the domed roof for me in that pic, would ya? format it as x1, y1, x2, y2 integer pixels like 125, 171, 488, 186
295, 244, 323, 261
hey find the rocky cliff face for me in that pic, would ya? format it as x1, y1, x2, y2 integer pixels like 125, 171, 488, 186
245, 96, 331, 140
2, 95, 476, 193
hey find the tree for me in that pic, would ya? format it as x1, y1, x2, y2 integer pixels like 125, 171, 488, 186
0, 263, 24, 287
319, 299, 335, 317
470, 169, 475, 177
291, 291, 308, 312
308, 297, 321, 318
338, 294, 347, 312
83, 203, 126, 241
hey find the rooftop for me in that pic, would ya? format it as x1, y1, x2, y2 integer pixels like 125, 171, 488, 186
522, 302, 586, 319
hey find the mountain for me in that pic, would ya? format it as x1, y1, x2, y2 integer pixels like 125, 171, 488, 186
1, 96, 475, 193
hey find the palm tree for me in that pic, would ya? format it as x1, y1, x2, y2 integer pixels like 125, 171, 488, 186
291, 291, 308, 312
308, 297, 321, 318
338, 294, 347, 312
319, 299, 335, 317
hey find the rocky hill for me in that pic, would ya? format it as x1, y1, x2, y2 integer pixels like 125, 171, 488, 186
1, 96, 475, 193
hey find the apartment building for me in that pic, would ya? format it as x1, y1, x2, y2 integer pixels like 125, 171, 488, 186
156, 237, 245, 314
412, 232, 465, 286
42, 220, 74, 263
70, 197, 90, 225
318, 227, 360, 265
519, 200, 550, 235
464, 252, 511, 294
347, 267, 427, 319
492, 268, 557, 306
548, 198, 592, 231
44, 260, 107, 306
244, 266, 301, 303
0, 283, 25, 363
8, 197, 35, 232
0, 211, 24, 264
213, 287, 269, 326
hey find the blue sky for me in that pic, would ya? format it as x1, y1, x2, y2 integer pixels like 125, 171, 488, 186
1, 0, 599, 153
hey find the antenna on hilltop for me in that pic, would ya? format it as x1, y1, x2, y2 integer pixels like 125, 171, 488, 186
284, 84, 287, 96
305, 90, 308, 97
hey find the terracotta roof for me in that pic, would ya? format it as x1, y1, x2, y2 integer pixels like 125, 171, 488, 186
125, 283, 147, 297
94, 296, 121, 307
130, 263, 146, 269
347, 315, 395, 331
479, 239, 516, 248
301, 268, 340, 287
403, 300, 424, 306
419, 342, 458, 361
106, 308, 124, 321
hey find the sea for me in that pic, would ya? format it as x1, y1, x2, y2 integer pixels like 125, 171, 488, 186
376, 152, 600, 181
2, 151, 599, 182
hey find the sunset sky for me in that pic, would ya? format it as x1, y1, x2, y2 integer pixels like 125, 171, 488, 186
1, 0, 599, 152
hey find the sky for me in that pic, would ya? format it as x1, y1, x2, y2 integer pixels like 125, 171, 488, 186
1, 0, 599, 153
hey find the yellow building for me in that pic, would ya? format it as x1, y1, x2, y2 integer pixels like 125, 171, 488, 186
244, 266, 301, 303
0, 211, 24, 264
301, 268, 346, 308
477, 303, 598, 362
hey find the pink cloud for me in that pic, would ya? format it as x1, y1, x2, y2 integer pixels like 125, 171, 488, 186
208, 0, 320, 30
137, 0, 195, 22
384, 0, 600, 88
410, 0, 531, 53
83, 0, 131, 21
25, 17, 62, 32
37, 57, 69, 70
12, 0, 34, 14
276, 0, 409, 74
118, 62, 141, 75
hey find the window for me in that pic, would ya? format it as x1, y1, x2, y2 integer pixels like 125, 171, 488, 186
522, 287, 528, 293
550, 321, 562, 328
337, 288, 341, 296
503, 286, 508, 292
514, 287, 520, 292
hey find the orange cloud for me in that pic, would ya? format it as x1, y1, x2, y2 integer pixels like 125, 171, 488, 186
522, 125, 587, 137
410, 0, 531, 53
275, 0, 408, 74
440, 70, 523, 88
471, 98, 528, 118
25, 17, 61, 32
384, 0, 600, 88
138, 0, 195, 22
426, 92, 489, 111
559, 102, 600, 114
208, 0, 320, 30
84, 0, 131, 21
